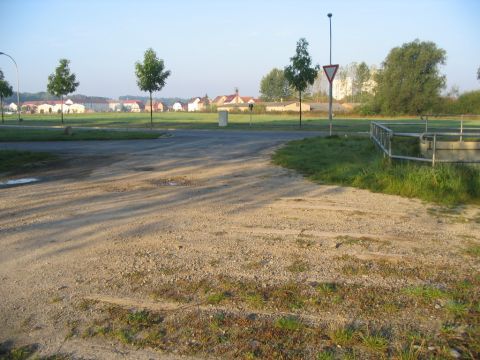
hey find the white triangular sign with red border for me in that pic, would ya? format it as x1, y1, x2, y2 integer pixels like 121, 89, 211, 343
323, 64, 339, 83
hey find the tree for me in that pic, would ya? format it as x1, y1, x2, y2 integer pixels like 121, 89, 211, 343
0, 69, 14, 123
284, 38, 318, 127
47, 59, 79, 124
477, 66, 480, 81
259, 68, 292, 102
374, 40, 446, 115
135, 48, 171, 128
353, 62, 370, 98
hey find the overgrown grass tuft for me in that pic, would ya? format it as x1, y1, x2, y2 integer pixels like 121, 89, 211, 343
272, 136, 480, 205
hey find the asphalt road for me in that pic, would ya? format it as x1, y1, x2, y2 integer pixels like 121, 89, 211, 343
0, 129, 322, 157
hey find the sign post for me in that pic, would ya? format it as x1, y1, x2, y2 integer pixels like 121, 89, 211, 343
323, 64, 339, 136
248, 103, 254, 127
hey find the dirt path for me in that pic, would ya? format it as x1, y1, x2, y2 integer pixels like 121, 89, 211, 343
0, 131, 479, 358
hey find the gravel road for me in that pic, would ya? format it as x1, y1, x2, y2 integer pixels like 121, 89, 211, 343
0, 129, 478, 358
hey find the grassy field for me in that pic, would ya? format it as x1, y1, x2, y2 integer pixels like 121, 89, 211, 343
1, 112, 478, 133
273, 136, 480, 205
0, 127, 163, 142
0, 150, 57, 173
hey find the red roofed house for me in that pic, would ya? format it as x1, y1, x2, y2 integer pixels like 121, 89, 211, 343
145, 100, 166, 112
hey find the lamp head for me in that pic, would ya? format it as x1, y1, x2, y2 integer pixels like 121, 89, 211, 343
327, 13, 332, 18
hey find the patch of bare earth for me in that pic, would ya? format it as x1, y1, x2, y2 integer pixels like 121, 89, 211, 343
0, 142, 479, 359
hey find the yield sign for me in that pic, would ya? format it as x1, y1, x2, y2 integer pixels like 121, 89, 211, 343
323, 64, 339, 83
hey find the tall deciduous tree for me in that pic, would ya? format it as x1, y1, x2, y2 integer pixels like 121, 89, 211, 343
284, 38, 318, 127
47, 59, 80, 124
0, 69, 14, 123
477, 66, 480, 81
259, 68, 292, 102
374, 40, 446, 115
135, 48, 171, 128
47, 59, 79, 124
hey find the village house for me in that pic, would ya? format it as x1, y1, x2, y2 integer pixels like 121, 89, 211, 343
122, 100, 144, 112
172, 102, 187, 111
187, 96, 210, 112
145, 100, 166, 113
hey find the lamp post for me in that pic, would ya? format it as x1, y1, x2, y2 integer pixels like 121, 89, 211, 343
0, 52, 21, 122
327, 13, 333, 135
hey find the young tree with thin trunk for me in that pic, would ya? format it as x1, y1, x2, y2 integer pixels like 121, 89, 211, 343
0, 69, 13, 123
47, 59, 79, 124
284, 38, 318, 127
135, 48, 171, 128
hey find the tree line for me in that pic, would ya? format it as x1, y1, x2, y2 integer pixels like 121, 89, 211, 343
260, 39, 480, 117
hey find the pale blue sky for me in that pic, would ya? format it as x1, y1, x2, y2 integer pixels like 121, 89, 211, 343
1, 0, 479, 99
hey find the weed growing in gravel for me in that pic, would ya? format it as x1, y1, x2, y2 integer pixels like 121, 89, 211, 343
464, 243, 480, 257
286, 259, 310, 273
274, 316, 303, 331
404, 285, 448, 302
329, 326, 358, 346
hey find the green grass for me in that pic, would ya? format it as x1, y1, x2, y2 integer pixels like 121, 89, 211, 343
0, 128, 162, 141
0, 150, 56, 173
1, 111, 478, 132
272, 136, 480, 205
274, 316, 303, 331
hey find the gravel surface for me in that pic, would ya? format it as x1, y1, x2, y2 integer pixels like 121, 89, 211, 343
0, 130, 479, 358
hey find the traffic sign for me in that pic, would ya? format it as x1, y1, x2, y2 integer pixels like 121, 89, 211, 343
323, 64, 339, 83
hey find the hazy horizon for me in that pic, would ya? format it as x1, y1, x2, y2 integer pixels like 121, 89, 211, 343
1, 0, 479, 99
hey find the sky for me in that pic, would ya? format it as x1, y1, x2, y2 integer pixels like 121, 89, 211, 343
1, 0, 479, 99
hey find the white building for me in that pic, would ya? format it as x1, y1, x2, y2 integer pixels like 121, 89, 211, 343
172, 102, 185, 111
8, 103, 18, 112
37, 103, 54, 114
188, 97, 202, 112
333, 77, 353, 100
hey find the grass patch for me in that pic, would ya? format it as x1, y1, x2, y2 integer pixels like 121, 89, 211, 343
272, 136, 480, 205
0, 150, 56, 173
76, 272, 480, 358
286, 259, 310, 273
465, 243, 480, 257
404, 285, 448, 302
0, 128, 162, 141
273, 316, 303, 331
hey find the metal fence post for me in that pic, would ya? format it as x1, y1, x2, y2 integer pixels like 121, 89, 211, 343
425, 116, 428, 133
432, 133, 437, 167
388, 132, 392, 157
460, 116, 463, 142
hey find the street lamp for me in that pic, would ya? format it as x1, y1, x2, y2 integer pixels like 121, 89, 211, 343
0, 52, 21, 122
327, 13, 333, 135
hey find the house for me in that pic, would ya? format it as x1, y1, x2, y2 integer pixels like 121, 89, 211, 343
108, 100, 122, 112
211, 89, 246, 106
69, 103, 86, 113
172, 102, 186, 111
187, 96, 209, 112
37, 103, 54, 114
122, 100, 144, 112
21, 102, 38, 113
145, 100, 166, 112
264, 101, 311, 112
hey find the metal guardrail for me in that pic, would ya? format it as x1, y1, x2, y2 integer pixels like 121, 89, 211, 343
370, 120, 480, 166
